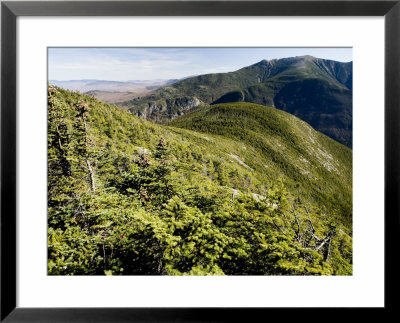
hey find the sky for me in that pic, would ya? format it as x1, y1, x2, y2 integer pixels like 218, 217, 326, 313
48, 47, 352, 81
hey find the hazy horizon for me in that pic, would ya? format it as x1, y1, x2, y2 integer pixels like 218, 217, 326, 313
48, 47, 352, 82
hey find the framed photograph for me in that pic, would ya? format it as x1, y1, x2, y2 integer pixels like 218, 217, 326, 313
1, 0, 399, 321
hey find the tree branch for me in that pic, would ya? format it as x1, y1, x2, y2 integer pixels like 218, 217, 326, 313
291, 204, 302, 243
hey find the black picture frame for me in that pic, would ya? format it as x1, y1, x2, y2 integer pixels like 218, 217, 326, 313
1, 0, 399, 321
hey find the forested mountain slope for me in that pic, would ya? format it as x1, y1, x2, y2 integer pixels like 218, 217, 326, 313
170, 102, 352, 218
48, 86, 352, 276
117, 56, 352, 146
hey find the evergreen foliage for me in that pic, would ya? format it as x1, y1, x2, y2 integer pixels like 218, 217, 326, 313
48, 86, 352, 276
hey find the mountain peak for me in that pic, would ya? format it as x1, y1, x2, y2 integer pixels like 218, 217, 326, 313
255, 58, 276, 65
258, 55, 316, 64
295, 55, 315, 60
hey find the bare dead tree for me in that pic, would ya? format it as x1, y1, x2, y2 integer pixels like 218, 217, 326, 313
86, 159, 96, 194
77, 102, 96, 193
304, 206, 315, 233
291, 204, 302, 244
296, 204, 335, 262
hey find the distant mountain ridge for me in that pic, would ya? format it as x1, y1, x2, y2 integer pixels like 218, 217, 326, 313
117, 56, 352, 147
49, 79, 179, 93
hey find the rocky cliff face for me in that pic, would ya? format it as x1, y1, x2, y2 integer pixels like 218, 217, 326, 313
130, 97, 201, 122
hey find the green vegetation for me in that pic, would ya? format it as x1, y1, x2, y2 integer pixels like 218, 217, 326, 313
215, 77, 352, 147
119, 56, 352, 147
48, 86, 352, 276
170, 102, 352, 221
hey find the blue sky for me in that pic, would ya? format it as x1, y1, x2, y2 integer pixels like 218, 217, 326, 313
48, 48, 352, 81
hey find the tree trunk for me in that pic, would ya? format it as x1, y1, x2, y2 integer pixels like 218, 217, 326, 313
82, 114, 96, 193
86, 159, 96, 193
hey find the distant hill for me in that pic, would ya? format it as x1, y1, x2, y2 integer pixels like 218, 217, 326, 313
48, 86, 352, 275
118, 56, 352, 147
84, 90, 157, 104
49, 79, 178, 93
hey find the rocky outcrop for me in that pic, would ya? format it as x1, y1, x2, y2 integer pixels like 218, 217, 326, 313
172, 97, 201, 109
130, 96, 202, 123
